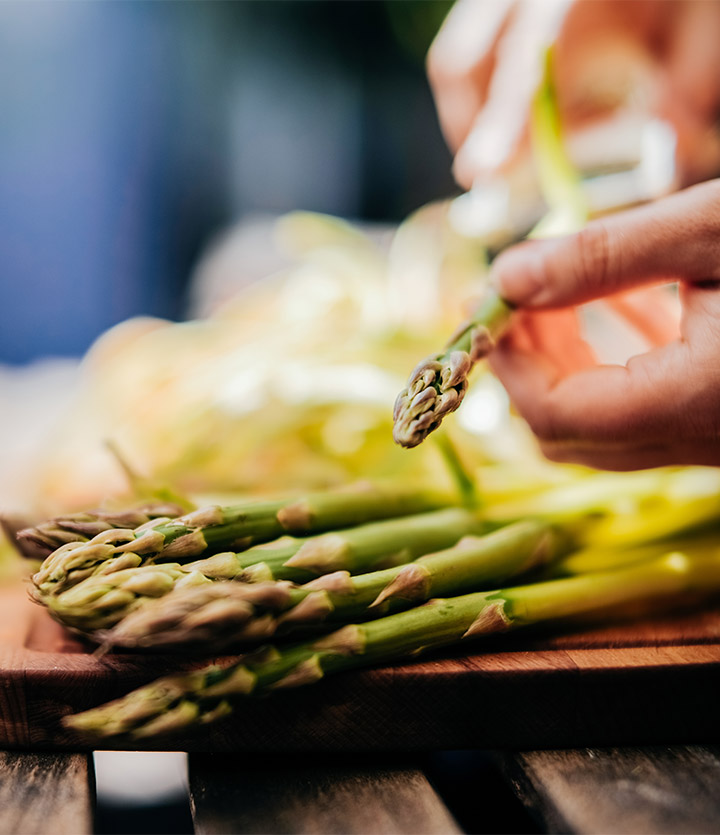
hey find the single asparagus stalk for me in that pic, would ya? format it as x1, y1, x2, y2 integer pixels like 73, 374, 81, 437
42, 508, 486, 634
550, 531, 720, 578
15, 503, 186, 560
186, 507, 489, 583
486, 467, 720, 549
393, 290, 512, 449
65, 549, 720, 740
32, 483, 454, 598
392, 49, 584, 452
98, 518, 571, 651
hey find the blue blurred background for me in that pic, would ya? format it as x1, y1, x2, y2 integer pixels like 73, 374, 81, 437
0, 0, 456, 364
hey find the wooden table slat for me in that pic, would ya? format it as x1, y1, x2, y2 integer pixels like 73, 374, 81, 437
0, 751, 94, 835
500, 745, 720, 835
189, 753, 462, 835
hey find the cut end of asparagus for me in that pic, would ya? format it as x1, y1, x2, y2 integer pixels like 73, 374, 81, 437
392, 352, 471, 449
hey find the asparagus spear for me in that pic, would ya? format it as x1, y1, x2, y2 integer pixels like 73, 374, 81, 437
32, 483, 453, 597
186, 507, 488, 583
41, 564, 212, 633
95, 518, 572, 650
65, 549, 720, 740
15, 503, 186, 560
393, 49, 584, 451
392, 290, 512, 448
42, 508, 486, 634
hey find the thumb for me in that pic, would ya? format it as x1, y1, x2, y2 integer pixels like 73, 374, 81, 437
491, 179, 720, 308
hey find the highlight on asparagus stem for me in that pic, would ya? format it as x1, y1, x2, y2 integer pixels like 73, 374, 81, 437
38, 508, 486, 636
32, 482, 454, 598
65, 548, 720, 740
392, 290, 512, 449
486, 467, 720, 551
96, 518, 571, 652
15, 503, 186, 561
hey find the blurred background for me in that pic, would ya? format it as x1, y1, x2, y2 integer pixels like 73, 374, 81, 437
0, 8, 457, 827
0, 0, 456, 365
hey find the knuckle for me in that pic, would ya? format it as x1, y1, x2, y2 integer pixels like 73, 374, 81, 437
570, 222, 615, 297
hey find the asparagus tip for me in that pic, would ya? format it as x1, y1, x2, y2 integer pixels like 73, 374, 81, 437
392, 353, 471, 449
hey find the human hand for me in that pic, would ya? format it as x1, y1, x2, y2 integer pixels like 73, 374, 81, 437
487, 179, 720, 470
428, 0, 720, 188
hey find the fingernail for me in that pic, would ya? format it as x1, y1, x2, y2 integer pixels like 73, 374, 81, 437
490, 243, 547, 306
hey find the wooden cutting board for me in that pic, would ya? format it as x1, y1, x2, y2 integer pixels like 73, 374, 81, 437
2, 583, 720, 752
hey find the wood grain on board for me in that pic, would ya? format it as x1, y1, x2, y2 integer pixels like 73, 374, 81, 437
1, 584, 719, 752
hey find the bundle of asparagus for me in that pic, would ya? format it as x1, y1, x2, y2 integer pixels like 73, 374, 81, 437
83, 518, 569, 650
65, 547, 720, 740
17, 465, 717, 742
34, 468, 720, 641
42, 507, 488, 634
31, 482, 453, 599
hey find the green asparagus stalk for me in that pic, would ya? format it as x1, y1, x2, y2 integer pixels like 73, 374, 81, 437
97, 518, 572, 651
393, 49, 584, 450
392, 290, 512, 448
42, 508, 486, 634
186, 507, 488, 583
65, 549, 720, 740
32, 483, 454, 598
487, 467, 720, 550
15, 503, 186, 560
550, 531, 720, 578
